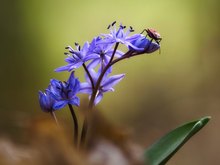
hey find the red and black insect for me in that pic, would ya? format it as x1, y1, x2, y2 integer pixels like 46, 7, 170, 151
141, 28, 162, 45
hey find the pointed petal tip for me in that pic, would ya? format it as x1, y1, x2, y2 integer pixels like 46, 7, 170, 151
54, 67, 65, 72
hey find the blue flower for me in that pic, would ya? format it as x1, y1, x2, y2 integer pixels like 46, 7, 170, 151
101, 23, 143, 51
87, 37, 124, 69
55, 42, 99, 72
49, 72, 80, 109
80, 68, 125, 105
38, 89, 56, 112
129, 35, 160, 53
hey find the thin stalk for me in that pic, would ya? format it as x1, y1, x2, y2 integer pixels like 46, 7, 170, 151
50, 111, 59, 126
109, 50, 133, 66
68, 104, 79, 147
83, 63, 95, 89
109, 42, 119, 64
80, 116, 88, 147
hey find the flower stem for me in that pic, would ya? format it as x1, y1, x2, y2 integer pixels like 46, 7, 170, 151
50, 111, 59, 126
109, 42, 119, 64
83, 63, 95, 89
80, 116, 88, 147
68, 104, 78, 147
110, 50, 133, 66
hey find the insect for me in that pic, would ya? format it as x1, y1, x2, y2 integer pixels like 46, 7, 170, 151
141, 28, 162, 45
141, 28, 162, 54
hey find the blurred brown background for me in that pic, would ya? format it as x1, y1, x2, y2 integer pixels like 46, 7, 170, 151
0, 0, 220, 164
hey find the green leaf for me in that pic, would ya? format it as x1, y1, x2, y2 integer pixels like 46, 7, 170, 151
144, 116, 211, 165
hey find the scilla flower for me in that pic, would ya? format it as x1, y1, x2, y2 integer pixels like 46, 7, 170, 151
55, 42, 99, 72
87, 36, 124, 69
101, 21, 143, 51
38, 21, 162, 147
80, 68, 125, 105
49, 72, 80, 109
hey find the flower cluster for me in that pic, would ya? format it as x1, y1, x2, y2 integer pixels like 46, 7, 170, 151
39, 22, 160, 112
38, 72, 80, 112
38, 22, 160, 146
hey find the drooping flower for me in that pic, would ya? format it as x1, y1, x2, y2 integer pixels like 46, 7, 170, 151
55, 42, 99, 72
129, 35, 160, 54
87, 36, 124, 69
80, 68, 125, 105
101, 22, 144, 51
38, 88, 56, 112
49, 72, 80, 109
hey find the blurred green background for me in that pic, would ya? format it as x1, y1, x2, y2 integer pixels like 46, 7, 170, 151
1, 0, 220, 164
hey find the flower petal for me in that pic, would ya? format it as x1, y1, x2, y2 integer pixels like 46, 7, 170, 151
94, 92, 103, 105
65, 56, 75, 63
38, 91, 48, 111
81, 41, 90, 56
87, 58, 100, 69
69, 97, 80, 106
126, 34, 142, 41
55, 64, 73, 72
53, 100, 68, 110
102, 74, 125, 90
144, 42, 160, 53
102, 87, 114, 93
69, 61, 83, 70
67, 72, 80, 97
84, 54, 100, 62
79, 82, 92, 94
